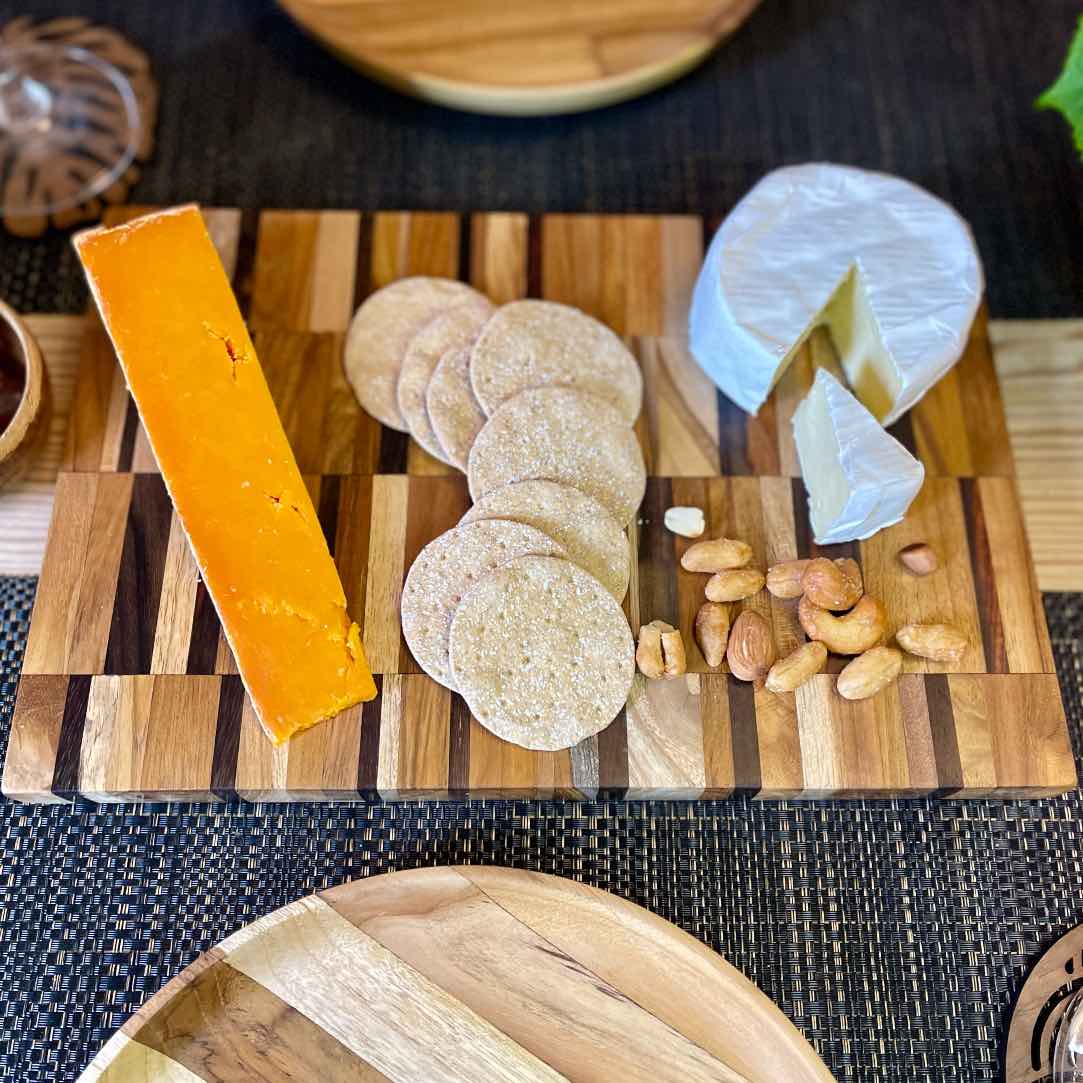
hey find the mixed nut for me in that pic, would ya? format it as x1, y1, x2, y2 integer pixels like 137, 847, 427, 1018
637, 508, 968, 702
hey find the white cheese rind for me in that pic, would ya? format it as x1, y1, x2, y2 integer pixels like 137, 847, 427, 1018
793, 369, 925, 544
689, 163, 984, 424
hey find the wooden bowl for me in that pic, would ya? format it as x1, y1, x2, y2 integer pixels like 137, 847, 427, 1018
0, 300, 51, 491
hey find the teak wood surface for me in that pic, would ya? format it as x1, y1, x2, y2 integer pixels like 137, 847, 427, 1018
1, 207, 1073, 803
78, 866, 835, 1083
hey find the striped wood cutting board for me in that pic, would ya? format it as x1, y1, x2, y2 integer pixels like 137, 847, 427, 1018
78, 866, 835, 1082
1, 207, 1073, 802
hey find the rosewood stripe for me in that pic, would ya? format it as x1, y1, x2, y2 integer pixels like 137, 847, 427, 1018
959, 478, 1008, 672
637, 478, 678, 627
377, 430, 409, 474
317, 474, 341, 555
352, 211, 374, 309
357, 674, 383, 795
210, 675, 245, 800
717, 391, 754, 476
105, 473, 174, 674
924, 673, 963, 795
597, 707, 629, 796
791, 477, 813, 560
448, 693, 472, 796
51, 675, 91, 797
886, 411, 918, 459
458, 212, 472, 284
186, 582, 222, 675
115, 398, 139, 472
726, 678, 761, 794
527, 214, 543, 298
233, 207, 260, 314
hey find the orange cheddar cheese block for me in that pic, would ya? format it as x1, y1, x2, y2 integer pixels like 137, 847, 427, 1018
75, 205, 376, 744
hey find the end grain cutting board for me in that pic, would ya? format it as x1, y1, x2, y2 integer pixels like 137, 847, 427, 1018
78, 866, 836, 1082
1, 207, 1073, 803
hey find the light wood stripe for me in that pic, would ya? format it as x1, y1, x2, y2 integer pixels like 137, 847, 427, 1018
1, 676, 71, 802
224, 895, 570, 1083
470, 212, 528, 303
80, 1039, 207, 1083
150, 515, 199, 674
362, 475, 409, 674
625, 674, 707, 800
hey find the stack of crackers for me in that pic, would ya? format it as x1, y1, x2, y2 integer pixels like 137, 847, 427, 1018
345, 282, 645, 751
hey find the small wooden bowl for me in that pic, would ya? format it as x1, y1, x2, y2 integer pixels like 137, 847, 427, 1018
0, 300, 51, 491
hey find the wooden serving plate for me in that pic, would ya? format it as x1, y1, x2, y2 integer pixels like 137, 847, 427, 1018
277, 0, 763, 115
1, 207, 1073, 803
78, 866, 835, 1082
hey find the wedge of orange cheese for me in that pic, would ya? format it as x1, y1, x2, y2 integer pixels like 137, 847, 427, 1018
75, 205, 375, 744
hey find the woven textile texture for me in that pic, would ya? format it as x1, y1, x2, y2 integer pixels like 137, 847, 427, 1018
2, 1, 1083, 1080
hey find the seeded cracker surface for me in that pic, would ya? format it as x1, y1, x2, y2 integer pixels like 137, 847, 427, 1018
400, 520, 564, 689
469, 299, 643, 424
461, 479, 630, 602
397, 295, 493, 461
344, 276, 481, 431
467, 387, 646, 525
426, 345, 488, 470
449, 555, 634, 751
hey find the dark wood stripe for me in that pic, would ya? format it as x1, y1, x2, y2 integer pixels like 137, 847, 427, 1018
377, 430, 409, 474
135, 960, 392, 1082
638, 478, 678, 626
791, 476, 813, 560
210, 675, 245, 800
886, 411, 918, 459
458, 213, 472, 285
316, 474, 341, 556
526, 213, 543, 298
925, 673, 964, 795
959, 478, 1008, 673
357, 674, 383, 796
116, 397, 139, 472
447, 693, 472, 796
596, 706, 629, 796
727, 678, 761, 794
104, 473, 174, 675
352, 211, 374, 309
186, 581, 222, 675
232, 207, 260, 315
716, 390, 752, 476
51, 675, 91, 797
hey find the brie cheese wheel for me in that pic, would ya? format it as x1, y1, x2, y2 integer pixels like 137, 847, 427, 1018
793, 369, 925, 544
689, 163, 984, 424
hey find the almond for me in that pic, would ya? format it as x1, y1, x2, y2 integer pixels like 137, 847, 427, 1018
726, 610, 777, 682
896, 622, 967, 663
898, 542, 939, 576
765, 641, 828, 693
766, 559, 811, 599
694, 602, 730, 667
705, 568, 765, 602
680, 537, 752, 573
664, 506, 706, 538
798, 594, 886, 655
836, 646, 902, 700
801, 557, 863, 610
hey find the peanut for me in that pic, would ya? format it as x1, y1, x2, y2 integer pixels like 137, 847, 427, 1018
798, 594, 887, 655
726, 610, 777, 682
694, 602, 730, 667
801, 557, 863, 610
896, 623, 968, 663
766, 559, 811, 599
664, 506, 706, 538
765, 641, 828, 693
898, 542, 938, 576
636, 620, 687, 679
836, 646, 902, 700
680, 537, 752, 573
705, 568, 765, 602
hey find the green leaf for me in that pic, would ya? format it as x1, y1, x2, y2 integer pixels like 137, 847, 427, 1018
1039, 14, 1083, 155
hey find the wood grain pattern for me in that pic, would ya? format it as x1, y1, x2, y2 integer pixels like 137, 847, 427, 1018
1, 209, 1070, 803
80, 866, 833, 1082
276, 0, 764, 117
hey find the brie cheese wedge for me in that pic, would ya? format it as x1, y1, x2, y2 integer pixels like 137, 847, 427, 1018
689, 163, 984, 424
793, 369, 925, 544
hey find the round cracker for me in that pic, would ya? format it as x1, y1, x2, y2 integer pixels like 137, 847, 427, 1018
470, 299, 643, 423
344, 277, 483, 431
426, 345, 487, 470
467, 387, 646, 525
398, 296, 493, 462
401, 520, 563, 689
461, 480, 629, 602
449, 555, 634, 751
